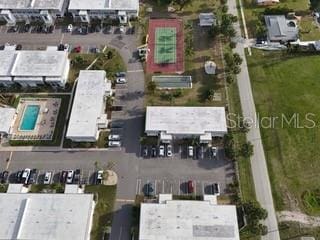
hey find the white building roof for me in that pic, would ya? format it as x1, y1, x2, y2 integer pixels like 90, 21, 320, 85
66, 70, 110, 140
0, 107, 15, 134
0, 0, 65, 10
68, 0, 139, 10
199, 13, 216, 26
11, 51, 68, 77
145, 106, 227, 135
139, 196, 240, 240
0, 193, 94, 240
0, 49, 69, 83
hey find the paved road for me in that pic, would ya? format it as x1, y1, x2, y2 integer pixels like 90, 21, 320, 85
227, 0, 281, 239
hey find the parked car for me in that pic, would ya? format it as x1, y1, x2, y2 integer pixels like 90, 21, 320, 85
74, 169, 81, 183
104, 25, 112, 34
96, 170, 103, 184
16, 170, 23, 183
115, 72, 126, 78
145, 182, 154, 196
108, 134, 121, 141
108, 141, 121, 147
24, 24, 31, 33
44, 171, 52, 184
73, 45, 82, 53
211, 146, 217, 159
116, 77, 127, 84
188, 146, 194, 157
159, 145, 165, 157
67, 24, 73, 32
66, 170, 74, 184
15, 44, 22, 50
28, 169, 38, 184
58, 43, 65, 51
22, 168, 31, 184
90, 47, 100, 53
119, 25, 125, 34
167, 144, 172, 157
212, 182, 220, 196
143, 147, 148, 157
60, 171, 67, 183
187, 180, 194, 194
0, 171, 9, 184
151, 146, 157, 157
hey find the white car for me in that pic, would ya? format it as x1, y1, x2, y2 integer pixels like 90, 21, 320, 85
211, 146, 217, 158
109, 141, 121, 147
67, 24, 73, 32
119, 25, 125, 34
116, 77, 127, 84
167, 144, 172, 157
44, 171, 52, 184
188, 146, 194, 157
159, 145, 165, 157
22, 168, 31, 184
66, 170, 74, 184
108, 134, 121, 141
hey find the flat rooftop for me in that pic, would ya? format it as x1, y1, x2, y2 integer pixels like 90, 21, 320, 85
0, 0, 65, 10
145, 106, 227, 135
68, 0, 139, 10
0, 107, 15, 133
140, 199, 240, 240
0, 193, 94, 240
11, 51, 68, 77
67, 70, 109, 139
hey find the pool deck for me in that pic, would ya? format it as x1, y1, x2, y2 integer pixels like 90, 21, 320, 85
11, 98, 61, 141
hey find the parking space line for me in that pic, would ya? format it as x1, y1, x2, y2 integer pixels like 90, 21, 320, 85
154, 179, 157, 195
178, 179, 180, 195
136, 179, 141, 195
202, 181, 204, 195
162, 180, 165, 193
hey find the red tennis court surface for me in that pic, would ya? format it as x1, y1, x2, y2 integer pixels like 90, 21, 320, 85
146, 19, 184, 74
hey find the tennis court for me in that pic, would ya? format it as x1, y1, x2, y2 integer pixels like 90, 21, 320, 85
147, 19, 184, 73
155, 28, 176, 64
152, 75, 192, 89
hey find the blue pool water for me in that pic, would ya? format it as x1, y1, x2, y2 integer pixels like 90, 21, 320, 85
20, 105, 40, 131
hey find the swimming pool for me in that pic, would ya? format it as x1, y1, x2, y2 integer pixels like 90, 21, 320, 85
20, 105, 40, 131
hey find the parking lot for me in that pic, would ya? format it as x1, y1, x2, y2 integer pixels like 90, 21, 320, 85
1, 168, 99, 185
136, 178, 223, 196
140, 143, 222, 160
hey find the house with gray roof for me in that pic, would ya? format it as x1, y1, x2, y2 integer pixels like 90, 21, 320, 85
264, 15, 298, 42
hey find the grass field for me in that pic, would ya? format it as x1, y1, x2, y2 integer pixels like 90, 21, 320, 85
155, 27, 176, 63
247, 49, 320, 215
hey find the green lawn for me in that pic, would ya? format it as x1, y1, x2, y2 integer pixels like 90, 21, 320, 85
85, 185, 117, 240
247, 49, 320, 215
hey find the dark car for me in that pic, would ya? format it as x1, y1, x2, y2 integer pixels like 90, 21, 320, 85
58, 44, 65, 51
60, 171, 67, 183
0, 171, 9, 184
16, 171, 23, 183
187, 180, 194, 194
8, 26, 18, 33
74, 169, 81, 183
212, 183, 220, 196
24, 24, 31, 32
151, 146, 157, 157
144, 182, 154, 196
28, 169, 38, 184
15, 44, 22, 50
143, 147, 148, 157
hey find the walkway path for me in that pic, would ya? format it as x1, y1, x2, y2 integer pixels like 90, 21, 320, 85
278, 211, 320, 227
227, 0, 280, 239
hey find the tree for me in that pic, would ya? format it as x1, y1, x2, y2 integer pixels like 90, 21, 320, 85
147, 81, 157, 94
240, 141, 254, 158
255, 20, 267, 38
233, 53, 243, 65
107, 50, 114, 59
232, 65, 241, 74
242, 201, 268, 235
226, 73, 236, 84
174, 0, 193, 10
205, 88, 215, 101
